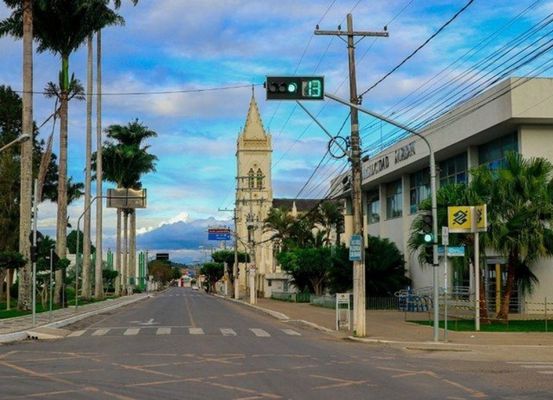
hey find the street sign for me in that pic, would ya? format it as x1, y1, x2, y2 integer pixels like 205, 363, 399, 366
442, 226, 449, 246
106, 188, 147, 209
438, 245, 465, 257
349, 234, 363, 261
336, 293, 351, 331
208, 227, 231, 241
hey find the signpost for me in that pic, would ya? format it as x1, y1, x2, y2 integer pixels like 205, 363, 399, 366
447, 205, 487, 331
336, 293, 351, 331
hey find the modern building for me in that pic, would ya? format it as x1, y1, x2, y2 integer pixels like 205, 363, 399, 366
331, 77, 553, 312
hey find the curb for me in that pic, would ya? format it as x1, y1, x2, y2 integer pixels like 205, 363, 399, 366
0, 294, 150, 344
214, 294, 337, 334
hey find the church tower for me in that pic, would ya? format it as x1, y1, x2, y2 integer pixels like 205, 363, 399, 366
236, 89, 273, 298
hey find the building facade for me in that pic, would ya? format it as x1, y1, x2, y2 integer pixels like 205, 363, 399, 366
333, 77, 553, 311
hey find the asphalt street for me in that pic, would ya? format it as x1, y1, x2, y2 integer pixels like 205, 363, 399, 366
0, 287, 552, 399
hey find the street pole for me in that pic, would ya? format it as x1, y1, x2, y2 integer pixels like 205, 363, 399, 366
315, 14, 388, 337
49, 247, 53, 322
324, 93, 440, 341
31, 179, 38, 327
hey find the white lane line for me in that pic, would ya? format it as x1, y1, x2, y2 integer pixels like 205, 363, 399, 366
521, 365, 553, 369
508, 362, 553, 365
189, 328, 204, 335
220, 328, 237, 336
538, 371, 553, 374
124, 328, 140, 336
156, 327, 171, 335
91, 329, 110, 336
250, 328, 270, 337
67, 330, 86, 337
282, 329, 301, 336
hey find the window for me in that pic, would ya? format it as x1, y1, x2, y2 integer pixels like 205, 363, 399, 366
410, 169, 430, 214
439, 153, 467, 187
256, 168, 263, 189
479, 132, 518, 170
248, 168, 254, 188
386, 179, 402, 219
366, 190, 380, 224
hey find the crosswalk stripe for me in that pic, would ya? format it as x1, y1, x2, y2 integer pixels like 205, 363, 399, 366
92, 329, 110, 336
282, 329, 301, 336
124, 328, 140, 336
189, 328, 204, 335
220, 328, 237, 336
68, 330, 86, 337
250, 328, 270, 337
156, 327, 171, 335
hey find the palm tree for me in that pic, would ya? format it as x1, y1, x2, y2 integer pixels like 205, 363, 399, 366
1, 0, 122, 305
92, 0, 138, 300
471, 152, 553, 321
93, 120, 157, 294
313, 201, 342, 246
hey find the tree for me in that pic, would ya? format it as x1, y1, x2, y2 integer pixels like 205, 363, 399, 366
211, 249, 249, 294
0, 250, 26, 310
277, 247, 331, 296
148, 260, 172, 284
471, 152, 553, 321
0, 85, 60, 309
312, 201, 342, 245
93, 120, 157, 294
0, 0, 122, 305
364, 236, 410, 296
200, 262, 224, 293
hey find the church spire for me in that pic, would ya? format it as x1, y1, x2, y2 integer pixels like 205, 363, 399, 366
242, 88, 267, 140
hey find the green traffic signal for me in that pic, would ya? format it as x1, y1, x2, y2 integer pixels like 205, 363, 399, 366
423, 233, 433, 243
287, 82, 298, 93
266, 76, 324, 100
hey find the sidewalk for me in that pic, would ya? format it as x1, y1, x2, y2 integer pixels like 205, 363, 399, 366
226, 296, 553, 348
0, 293, 149, 343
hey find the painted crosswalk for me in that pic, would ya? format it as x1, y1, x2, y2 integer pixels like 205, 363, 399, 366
507, 361, 553, 375
67, 327, 302, 339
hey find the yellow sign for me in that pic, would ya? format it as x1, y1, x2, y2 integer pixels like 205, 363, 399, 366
448, 205, 488, 233
448, 206, 472, 232
474, 204, 487, 232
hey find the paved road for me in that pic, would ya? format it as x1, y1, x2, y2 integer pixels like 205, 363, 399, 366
0, 287, 552, 399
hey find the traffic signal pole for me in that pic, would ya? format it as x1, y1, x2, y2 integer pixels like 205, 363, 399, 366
315, 14, 388, 337
325, 93, 440, 342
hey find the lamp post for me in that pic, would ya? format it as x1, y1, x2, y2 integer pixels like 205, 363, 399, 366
325, 93, 440, 342
0, 133, 31, 153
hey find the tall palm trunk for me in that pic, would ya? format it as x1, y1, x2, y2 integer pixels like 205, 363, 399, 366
94, 30, 104, 299
17, 0, 33, 310
129, 209, 136, 288
122, 210, 129, 294
115, 207, 121, 296
82, 35, 93, 300
497, 254, 516, 321
55, 55, 70, 305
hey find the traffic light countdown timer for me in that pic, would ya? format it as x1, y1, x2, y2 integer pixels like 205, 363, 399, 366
265, 76, 324, 100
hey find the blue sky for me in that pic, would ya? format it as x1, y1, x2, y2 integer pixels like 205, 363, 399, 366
1, 0, 552, 263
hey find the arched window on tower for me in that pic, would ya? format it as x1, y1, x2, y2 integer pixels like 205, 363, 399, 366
248, 168, 255, 188
256, 169, 263, 189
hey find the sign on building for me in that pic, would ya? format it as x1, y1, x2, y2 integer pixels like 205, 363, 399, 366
447, 205, 487, 233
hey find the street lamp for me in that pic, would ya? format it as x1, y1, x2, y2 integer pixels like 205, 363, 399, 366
0, 133, 31, 153
325, 93, 441, 343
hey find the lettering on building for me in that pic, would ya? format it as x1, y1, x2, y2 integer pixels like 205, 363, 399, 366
394, 141, 416, 164
364, 156, 390, 178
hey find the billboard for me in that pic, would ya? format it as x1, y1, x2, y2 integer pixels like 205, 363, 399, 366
208, 227, 231, 241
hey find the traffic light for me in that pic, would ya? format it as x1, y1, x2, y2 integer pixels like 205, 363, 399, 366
265, 76, 324, 100
421, 213, 433, 243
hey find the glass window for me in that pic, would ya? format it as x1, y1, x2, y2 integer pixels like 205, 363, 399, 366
386, 179, 402, 219
439, 153, 467, 187
248, 168, 254, 188
366, 190, 380, 224
409, 169, 430, 214
479, 132, 518, 170
256, 169, 263, 189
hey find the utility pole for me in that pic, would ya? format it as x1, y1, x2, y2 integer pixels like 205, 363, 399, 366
219, 206, 239, 299
315, 14, 388, 337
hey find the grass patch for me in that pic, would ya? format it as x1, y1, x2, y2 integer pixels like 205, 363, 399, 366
0, 294, 118, 319
411, 319, 553, 332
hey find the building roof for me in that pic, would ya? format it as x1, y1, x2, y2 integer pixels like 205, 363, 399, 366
242, 88, 267, 140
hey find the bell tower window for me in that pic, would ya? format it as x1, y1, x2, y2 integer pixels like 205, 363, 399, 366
256, 169, 263, 189
248, 169, 255, 188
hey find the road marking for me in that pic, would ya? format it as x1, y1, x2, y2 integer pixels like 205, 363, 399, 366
250, 329, 270, 337
68, 330, 86, 337
221, 328, 237, 336
538, 371, 553, 374
156, 328, 171, 335
189, 328, 204, 335
281, 329, 301, 336
91, 329, 109, 336
124, 328, 140, 336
